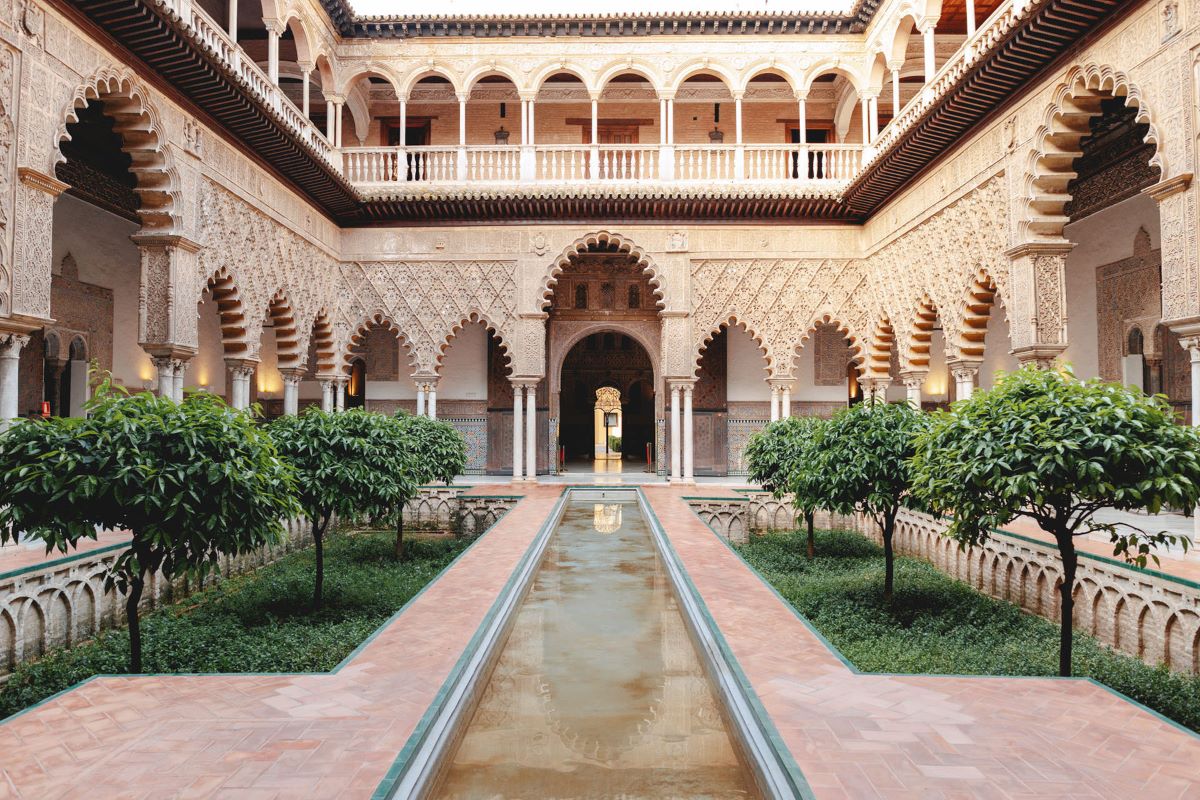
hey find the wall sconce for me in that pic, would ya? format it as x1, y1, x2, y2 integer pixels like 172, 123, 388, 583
708, 126, 724, 143
494, 126, 510, 144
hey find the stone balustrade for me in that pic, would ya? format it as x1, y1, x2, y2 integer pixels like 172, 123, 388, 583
688, 492, 1200, 675
0, 487, 519, 679
342, 142, 863, 190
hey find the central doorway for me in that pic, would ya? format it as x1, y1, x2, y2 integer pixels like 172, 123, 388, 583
559, 332, 655, 473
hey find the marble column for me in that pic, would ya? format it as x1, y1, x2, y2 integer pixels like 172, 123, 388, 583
525, 384, 537, 480
319, 378, 334, 412
950, 362, 980, 402
781, 384, 792, 418
669, 383, 682, 481
682, 383, 695, 483
226, 360, 257, 411
335, 377, 347, 412
899, 371, 925, 409
769, 384, 780, 422
280, 368, 305, 415
428, 382, 438, 419
416, 383, 427, 416
0, 334, 30, 431
920, 21, 937, 84
512, 382, 524, 481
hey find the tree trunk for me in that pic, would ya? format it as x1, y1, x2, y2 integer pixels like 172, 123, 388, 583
125, 569, 146, 673
805, 511, 815, 559
312, 514, 328, 611
882, 509, 896, 601
395, 509, 405, 559
1056, 530, 1078, 677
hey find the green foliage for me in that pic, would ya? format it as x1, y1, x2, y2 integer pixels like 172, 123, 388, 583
608, 435, 622, 453
269, 409, 413, 607
816, 401, 928, 594
736, 529, 1200, 733
911, 365, 1200, 676
0, 531, 468, 720
393, 412, 468, 485
0, 381, 298, 671
746, 416, 830, 557
911, 365, 1200, 560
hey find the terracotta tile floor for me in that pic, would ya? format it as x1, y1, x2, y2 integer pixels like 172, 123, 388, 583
3, 482, 1199, 799
641, 485, 1200, 800
0, 484, 563, 800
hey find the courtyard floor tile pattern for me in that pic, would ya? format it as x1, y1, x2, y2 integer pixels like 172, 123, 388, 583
1, 484, 1198, 799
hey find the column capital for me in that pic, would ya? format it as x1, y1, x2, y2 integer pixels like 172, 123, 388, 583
767, 377, 793, 389
887, 59, 904, 72
518, 90, 538, 102
0, 332, 31, 356
1004, 240, 1075, 260
794, 88, 810, 102
263, 17, 285, 34
17, 167, 69, 197
325, 93, 346, 105
279, 367, 307, 383
730, 90, 746, 101
916, 16, 939, 34
658, 90, 677, 102
455, 92, 471, 103
897, 369, 928, 388
667, 377, 695, 390
224, 357, 259, 376
1011, 345, 1065, 368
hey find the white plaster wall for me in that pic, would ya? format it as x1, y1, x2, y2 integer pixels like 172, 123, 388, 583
185, 291, 227, 395
256, 327, 283, 401
726, 326, 771, 401
438, 323, 488, 400
50, 194, 147, 390
791, 340, 849, 402
1061, 193, 1160, 380
922, 329, 950, 402
979, 302, 1018, 390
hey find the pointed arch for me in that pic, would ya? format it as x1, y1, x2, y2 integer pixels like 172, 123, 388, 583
56, 68, 181, 231
307, 308, 338, 376
901, 294, 940, 372
541, 231, 667, 311
954, 269, 1003, 362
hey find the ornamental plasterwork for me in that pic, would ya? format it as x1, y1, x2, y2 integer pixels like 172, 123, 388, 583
690, 257, 866, 379
335, 259, 519, 376
863, 175, 1010, 372
196, 180, 339, 360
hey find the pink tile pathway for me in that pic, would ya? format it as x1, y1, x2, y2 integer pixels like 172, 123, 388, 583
642, 485, 1200, 800
0, 530, 131, 576
0, 484, 563, 800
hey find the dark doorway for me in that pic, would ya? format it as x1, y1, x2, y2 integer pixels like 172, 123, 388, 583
559, 333, 654, 470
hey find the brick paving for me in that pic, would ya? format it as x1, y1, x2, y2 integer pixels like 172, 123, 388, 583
1, 482, 1198, 799
641, 485, 1200, 800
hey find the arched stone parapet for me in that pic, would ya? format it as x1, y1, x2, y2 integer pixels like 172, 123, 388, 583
539, 231, 667, 312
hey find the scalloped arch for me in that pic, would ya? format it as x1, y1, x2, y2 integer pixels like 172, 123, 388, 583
341, 310, 418, 374
56, 68, 182, 232
201, 266, 249, 357
953, 269, 1003, 362
693, 316, 773, 378
540, 231, 667, 311
900, 293, 940, 372
794, 312, 867, 372
1021, 64, 1163, 243
434, 312, 513, 374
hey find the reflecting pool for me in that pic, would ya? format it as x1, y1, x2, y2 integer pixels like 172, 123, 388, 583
433, 493, 760, 799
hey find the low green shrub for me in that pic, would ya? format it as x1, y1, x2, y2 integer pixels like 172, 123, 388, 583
0, 531, 467, 720
735, 528, 1200, 733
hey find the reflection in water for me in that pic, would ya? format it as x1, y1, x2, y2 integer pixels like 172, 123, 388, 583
592, 503, 622, 534
433, 497, 759, 800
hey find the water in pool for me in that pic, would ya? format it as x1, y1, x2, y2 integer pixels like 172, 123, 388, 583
432, 494, 761, 799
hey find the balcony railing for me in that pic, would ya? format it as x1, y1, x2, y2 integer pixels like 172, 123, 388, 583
341, 143, 864, 189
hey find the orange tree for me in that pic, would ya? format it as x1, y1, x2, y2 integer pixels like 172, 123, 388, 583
911, 366, 1200, 676
746, 415, 829, 557
817, 400, 929, 599
0, 383, 298, 672
389, 413, 467, 558
269, 409, 409, 609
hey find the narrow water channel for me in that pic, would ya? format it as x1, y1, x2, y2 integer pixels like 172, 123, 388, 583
433, 493, 760, 799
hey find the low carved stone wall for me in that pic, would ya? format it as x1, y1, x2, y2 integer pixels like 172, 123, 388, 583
687, 493, 1200, 675
888, 509, 1200, 675
0, 486, 519, 678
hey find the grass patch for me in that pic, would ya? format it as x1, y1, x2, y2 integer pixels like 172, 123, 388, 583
0, 531, 468, 720
735, 528, 1200, 733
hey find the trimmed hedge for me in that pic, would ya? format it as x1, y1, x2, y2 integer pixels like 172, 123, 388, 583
735, 529, 1200, 733
0, 531, 467, 720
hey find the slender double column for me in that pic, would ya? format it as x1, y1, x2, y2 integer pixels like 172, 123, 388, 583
280, 368, 305, 415
525, 384, 537, 481
668, 380, 695, 483
948, 362, 980, 402
153, 355, 191, 403
898, 371, 926, 409
225, 359, 258, 411
319, 378, 335, 412
512, 380, 525, 481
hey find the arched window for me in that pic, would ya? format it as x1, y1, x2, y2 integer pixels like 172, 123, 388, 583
627, 284, 641, 309
574, 283, 589, 309
1127, 327, 1144, 355
600, 282, 615, 308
